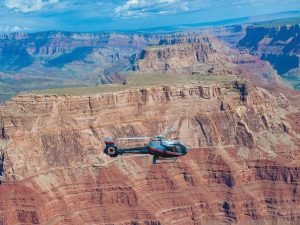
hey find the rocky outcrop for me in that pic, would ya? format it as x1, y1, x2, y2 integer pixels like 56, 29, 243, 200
0, 82, 299, 224
238, 25, 300, 89
137, 36, 236, 74
135, 36, 279, 89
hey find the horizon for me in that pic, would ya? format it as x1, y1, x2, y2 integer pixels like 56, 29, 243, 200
0, 0, 300, 34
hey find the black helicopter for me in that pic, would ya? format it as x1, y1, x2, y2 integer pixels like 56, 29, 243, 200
103, 126, 189, 164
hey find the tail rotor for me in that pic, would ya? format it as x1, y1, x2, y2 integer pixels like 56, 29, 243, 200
104, 138, 119, 157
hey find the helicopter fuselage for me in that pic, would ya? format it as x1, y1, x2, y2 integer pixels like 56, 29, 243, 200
104, 137, 188, 163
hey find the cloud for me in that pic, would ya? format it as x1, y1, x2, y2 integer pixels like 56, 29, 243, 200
0, 25, 29, 32
232, 0, 266, 7
10, 25, 21, 32
4, 0, 58, 13
115, 0, 208, 18
0, 0, 299, 33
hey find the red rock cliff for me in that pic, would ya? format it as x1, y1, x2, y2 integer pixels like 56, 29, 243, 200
135, 37, 279, 88
0, 83, 299, 225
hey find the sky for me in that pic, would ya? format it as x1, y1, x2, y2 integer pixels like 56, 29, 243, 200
0, 0, 300, 33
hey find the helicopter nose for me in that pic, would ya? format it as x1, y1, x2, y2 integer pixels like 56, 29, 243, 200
182, 146, 189, 155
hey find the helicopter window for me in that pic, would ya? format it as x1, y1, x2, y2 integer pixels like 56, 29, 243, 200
168, 146, 181, 153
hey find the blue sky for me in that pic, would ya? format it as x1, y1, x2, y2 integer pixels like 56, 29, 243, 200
0, 0, 300, 33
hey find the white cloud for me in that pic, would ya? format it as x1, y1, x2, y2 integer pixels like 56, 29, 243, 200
232, 0, 266, 7
4, 0, 59, 13
10, 25, 21, 32
115, 0, 207, 18
0, 25, 28, 33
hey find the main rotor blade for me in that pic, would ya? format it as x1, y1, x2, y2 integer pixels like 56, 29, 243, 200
117, 137, 152, 140
160, 123, 178, 137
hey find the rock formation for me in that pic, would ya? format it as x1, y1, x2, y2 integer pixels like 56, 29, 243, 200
0, 31, 157, 101
137, 36, 232, 73
238, 25, 300, 89
135, 36, 279, 88
0, 80, 299, 224
0, 28, 286, 101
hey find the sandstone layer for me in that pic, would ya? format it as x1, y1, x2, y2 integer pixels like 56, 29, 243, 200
0, 81, 299, 224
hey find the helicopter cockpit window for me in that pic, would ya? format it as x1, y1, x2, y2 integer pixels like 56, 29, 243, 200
168, 146, 181, 153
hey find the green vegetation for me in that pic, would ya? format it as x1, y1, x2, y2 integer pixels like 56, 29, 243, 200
251, 16, 300, 27
30, 73, 239, 96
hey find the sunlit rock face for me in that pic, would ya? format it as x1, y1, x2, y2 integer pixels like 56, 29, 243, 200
135, 36, 279, 89
0, 81, 299, 225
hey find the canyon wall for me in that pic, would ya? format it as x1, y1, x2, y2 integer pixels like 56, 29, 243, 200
238, 25, 300, 89
0, 31, 153, 100
0, 28, 282, 102
135, 36, 279, 88
137, 37, 233, 74
0, 29, 283, 102
0, 82, 299, 224
2, 23, 300, 101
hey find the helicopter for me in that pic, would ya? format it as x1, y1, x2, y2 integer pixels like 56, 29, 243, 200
103, 126, 189, 164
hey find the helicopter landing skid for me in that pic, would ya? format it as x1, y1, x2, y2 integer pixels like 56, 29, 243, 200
153, 156, 178, 164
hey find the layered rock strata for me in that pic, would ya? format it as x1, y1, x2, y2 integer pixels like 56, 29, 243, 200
0, 83, 299, 224
136, 37, 279, 88
238, 25, 300, 89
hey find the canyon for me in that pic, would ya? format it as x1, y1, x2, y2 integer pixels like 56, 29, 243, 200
0, 77, 299, 224
238, 24, 300, 89
0, 17, 300, 225
0, 21, 293, 101
1, 19, 300, 102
